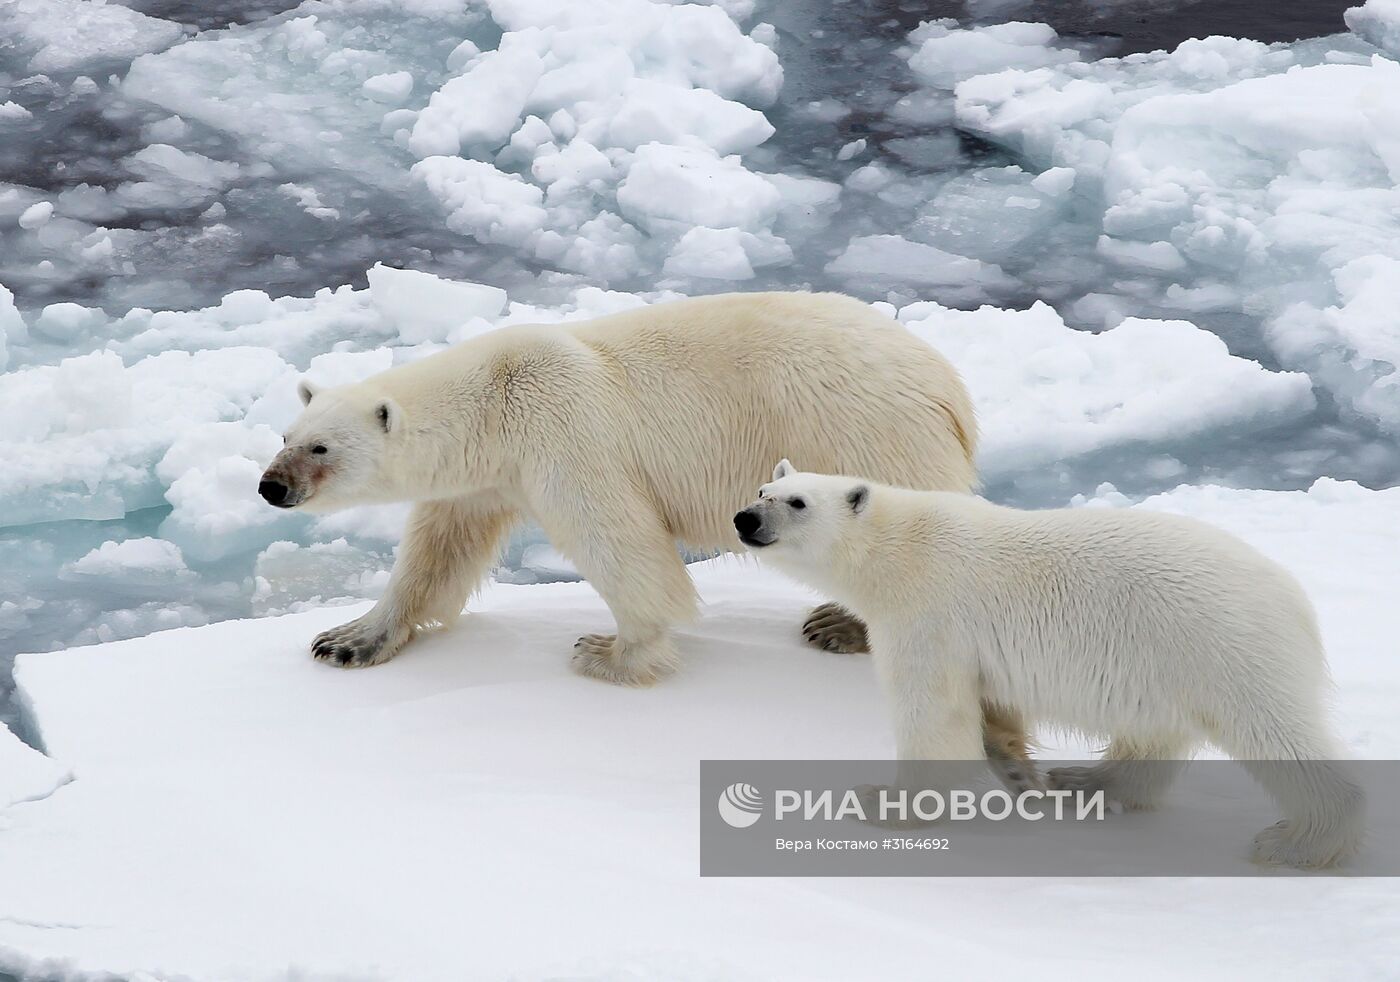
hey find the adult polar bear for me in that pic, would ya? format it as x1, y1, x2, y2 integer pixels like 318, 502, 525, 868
258, 292, 981, 686
737, 464, 1365, 868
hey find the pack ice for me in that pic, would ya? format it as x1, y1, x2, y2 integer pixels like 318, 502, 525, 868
951, 11, 1400, 435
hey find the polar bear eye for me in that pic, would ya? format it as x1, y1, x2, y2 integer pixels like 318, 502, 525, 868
789, 498, 806, 510
312, 444, 328, 455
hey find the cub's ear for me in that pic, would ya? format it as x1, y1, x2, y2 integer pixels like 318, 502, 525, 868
375, 397, 401, 434
846, 484, 870, 514
297, 378, 321, 406
772, 458, 795, 481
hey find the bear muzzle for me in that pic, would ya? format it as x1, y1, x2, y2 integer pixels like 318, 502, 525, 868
734, 507, 775, 548
257, 442, 322, 504
258, 453, 313, 509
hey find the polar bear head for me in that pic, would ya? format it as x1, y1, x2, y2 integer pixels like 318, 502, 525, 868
733, 459, 870, 564
258, 378, 404, 513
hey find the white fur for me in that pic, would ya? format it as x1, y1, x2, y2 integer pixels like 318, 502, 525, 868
271, 292, 976, 684
744, 469, 1365, 869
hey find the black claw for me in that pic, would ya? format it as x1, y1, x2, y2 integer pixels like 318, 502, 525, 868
337, 649, 354, 665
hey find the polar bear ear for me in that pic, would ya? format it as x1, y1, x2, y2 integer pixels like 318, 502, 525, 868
772, 458, 795, 481
297, 378, 321, 406
846, 485, 870, 515
375, 398, 401, 435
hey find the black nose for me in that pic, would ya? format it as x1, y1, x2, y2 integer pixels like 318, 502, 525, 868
259, 480, 289, 506
734, 508, 761, 537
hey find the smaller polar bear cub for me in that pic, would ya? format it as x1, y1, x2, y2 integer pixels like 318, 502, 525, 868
735, 461, 1364, 869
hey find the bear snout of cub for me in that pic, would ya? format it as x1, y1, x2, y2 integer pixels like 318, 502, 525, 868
734, 458, 834, 552
732, 506, 772, 548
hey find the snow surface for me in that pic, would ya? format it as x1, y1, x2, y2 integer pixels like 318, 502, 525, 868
0, 721, 68, 811
4, 482, 1400, 980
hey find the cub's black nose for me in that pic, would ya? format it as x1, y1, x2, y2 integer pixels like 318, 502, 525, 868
259, 479, 290, 507
734, 508, 762, 538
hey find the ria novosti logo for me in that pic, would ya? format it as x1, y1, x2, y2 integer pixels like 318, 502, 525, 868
715, 781, 1108, 828
717, 782, 765, 828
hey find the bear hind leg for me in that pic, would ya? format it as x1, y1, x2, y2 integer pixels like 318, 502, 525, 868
1213, 718, 1365, 869
538, 488, 698, 687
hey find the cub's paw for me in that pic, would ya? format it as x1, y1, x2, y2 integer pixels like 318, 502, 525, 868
571, 633, 676, 687
1047, 764, 1109, 795
1251, 820, 1352, 870
312, 616, 404, 668
1048, 764, 1151, 812
802, 602, 869, 653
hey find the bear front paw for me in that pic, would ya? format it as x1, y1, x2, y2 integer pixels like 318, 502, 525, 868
311, 617, 403, 668
802, 602, 870, 653
571, 633, 677, 687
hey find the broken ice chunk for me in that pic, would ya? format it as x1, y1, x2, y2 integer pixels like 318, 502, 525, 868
411, 157, 547, 248
365, 263, 507, 345
908, 21, 1079, 90
825, 235, 1016, 297
61, 538, 192, 586
615, 144, 781, 234
1346, 0, 1400, 57
899, 300, 1317, 477
362, 71, 415, 106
